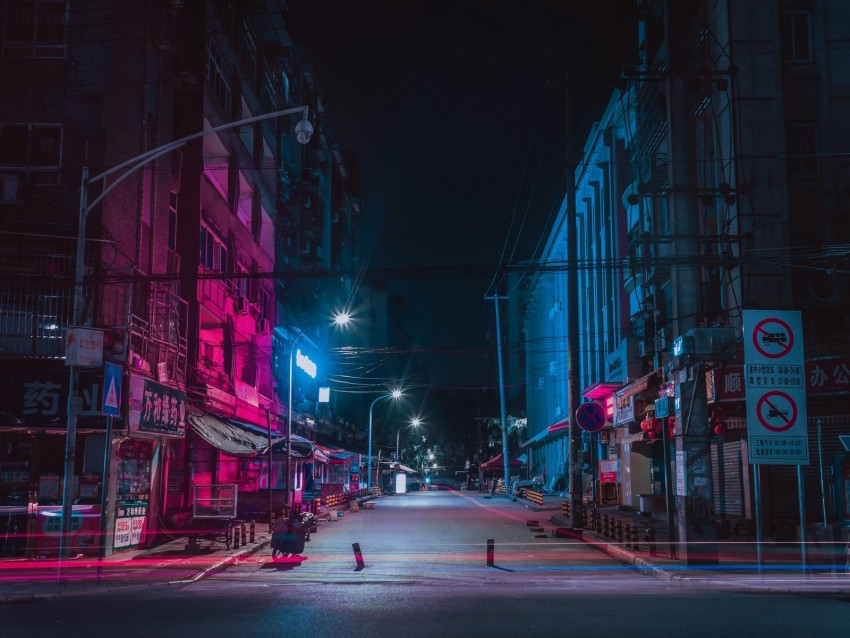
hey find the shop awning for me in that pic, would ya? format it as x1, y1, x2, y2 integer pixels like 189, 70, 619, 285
187, 409, 277, 456
480, 453, 524, 471
616, 371, 660, 399
520, 418, 572, 449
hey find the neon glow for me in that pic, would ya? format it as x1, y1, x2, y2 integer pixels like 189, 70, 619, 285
295, 349, 317, 378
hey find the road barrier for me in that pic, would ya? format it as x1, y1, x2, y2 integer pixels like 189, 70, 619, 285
487, 539, 494, 566
525, 490, 543, 505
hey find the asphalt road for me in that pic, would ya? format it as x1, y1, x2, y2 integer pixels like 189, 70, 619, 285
5, 492, 850, 637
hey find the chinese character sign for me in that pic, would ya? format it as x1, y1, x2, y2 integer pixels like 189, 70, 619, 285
129, 375, 185, 437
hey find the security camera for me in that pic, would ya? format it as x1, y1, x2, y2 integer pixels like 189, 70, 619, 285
295, 118, 313, 144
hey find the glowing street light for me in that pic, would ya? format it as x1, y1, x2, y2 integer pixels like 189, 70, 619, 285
367, 389, 402, 491
396, 418, 422, 460
284, 310, 349, 512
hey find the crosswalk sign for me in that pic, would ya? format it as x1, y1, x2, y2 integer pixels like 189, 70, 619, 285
102, 362, 122, 417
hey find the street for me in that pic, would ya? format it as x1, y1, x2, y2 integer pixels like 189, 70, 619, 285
4, 491, 850, 637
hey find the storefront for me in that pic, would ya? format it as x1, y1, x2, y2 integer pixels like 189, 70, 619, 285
612, 371, 662, 510
0, 363, 110, 557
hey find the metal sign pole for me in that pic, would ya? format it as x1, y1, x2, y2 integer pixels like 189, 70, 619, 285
754, 464, 763, 577
96, 415, 113, 585
797, 465, 807, 574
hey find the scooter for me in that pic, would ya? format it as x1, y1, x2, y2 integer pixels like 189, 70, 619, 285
271, 512, 314, 559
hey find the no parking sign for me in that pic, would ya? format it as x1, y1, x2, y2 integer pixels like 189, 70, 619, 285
743, 310, 809, 465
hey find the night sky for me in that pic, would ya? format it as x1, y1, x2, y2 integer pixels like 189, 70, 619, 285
287, 1, 637, 400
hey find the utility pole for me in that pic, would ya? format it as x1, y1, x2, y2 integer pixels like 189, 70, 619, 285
664, 0, 716, 565
485, 294, 510, 496
564, 72, 583, 529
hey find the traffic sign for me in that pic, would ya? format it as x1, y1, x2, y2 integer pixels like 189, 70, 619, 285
743, 310, 803, 365
743, 310, 808, 465
102, 361, 122, 417
755, 390, 798, 432
575, 402, 607, 432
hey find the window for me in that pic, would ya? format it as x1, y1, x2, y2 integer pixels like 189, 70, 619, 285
786, 123, 819, 177
1, 0, 66, 58
234, 255, 249, 299
199, 223, 228, 273
205, 35, 232, 115
0, 123, 61, 184
239, 22, 257, 85
167, 192, 178, 251
780, 10, 812, 63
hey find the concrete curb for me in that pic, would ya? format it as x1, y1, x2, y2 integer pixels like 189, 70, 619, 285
0, 538, 272, 604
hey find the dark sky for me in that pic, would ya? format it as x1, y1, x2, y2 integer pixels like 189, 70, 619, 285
287, 1, 637, 393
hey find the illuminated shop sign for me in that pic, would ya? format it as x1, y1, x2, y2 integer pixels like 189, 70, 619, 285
296, 349, 317, 378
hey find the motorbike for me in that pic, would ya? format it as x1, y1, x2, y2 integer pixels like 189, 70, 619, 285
271, 511, 314, 559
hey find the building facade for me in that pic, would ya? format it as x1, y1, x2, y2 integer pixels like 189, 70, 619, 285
0, 0, 361, 557
520, 0, 850, 559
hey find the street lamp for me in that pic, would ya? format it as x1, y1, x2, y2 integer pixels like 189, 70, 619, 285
396, 418, 422, 460
367, 389, 402, 492
286, 329, 309, 514
283, 311, 349, 514
61, 105, 313, 563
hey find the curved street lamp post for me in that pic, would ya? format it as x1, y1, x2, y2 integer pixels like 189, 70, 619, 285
395, 418, 422, 461
367, 390, 401, 492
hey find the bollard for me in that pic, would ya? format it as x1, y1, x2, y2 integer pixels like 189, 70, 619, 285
602, 514, 610, 537
645, 527, 657, 556
615, 520, 623, 544
624, 523, 631, 548
631, 523, 639, 551
241, 522, 247, 545
233, 524, 241, 549
487, 538, 495, 566
593, 509, 600, 532
249, 521, 255, 543
352, 542, 366, 569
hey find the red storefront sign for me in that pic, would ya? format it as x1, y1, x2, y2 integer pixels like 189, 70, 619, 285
708, 356, 850, 402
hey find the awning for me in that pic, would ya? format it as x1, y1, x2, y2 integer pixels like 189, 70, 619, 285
520, 418, 572, 449
187, 408, 317, 459
480, 453, 524, 471
187, 409, 277, 456
519, 428, 549, 449
616, 371, 660, 399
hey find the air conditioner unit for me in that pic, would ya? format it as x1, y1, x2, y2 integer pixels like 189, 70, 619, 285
234, 296, 249, 314
0, 174, 21, 206
257, 318, 270, 334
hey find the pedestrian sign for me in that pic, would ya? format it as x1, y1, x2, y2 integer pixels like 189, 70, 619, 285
743, 310, 808, 465
102, 361, 121, 417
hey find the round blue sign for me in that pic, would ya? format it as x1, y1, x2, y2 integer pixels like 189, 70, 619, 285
575, 402, 607, 432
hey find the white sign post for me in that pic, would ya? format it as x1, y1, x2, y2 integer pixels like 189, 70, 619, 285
743, 309, 810, 574
743, 310, 809, 465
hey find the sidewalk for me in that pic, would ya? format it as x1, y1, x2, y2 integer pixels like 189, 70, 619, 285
513, 493, 850, 593
0, 525, 273, 605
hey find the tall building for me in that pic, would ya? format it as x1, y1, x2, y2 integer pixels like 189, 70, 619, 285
0, 0, 360, 557
520, 0, 850, 563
